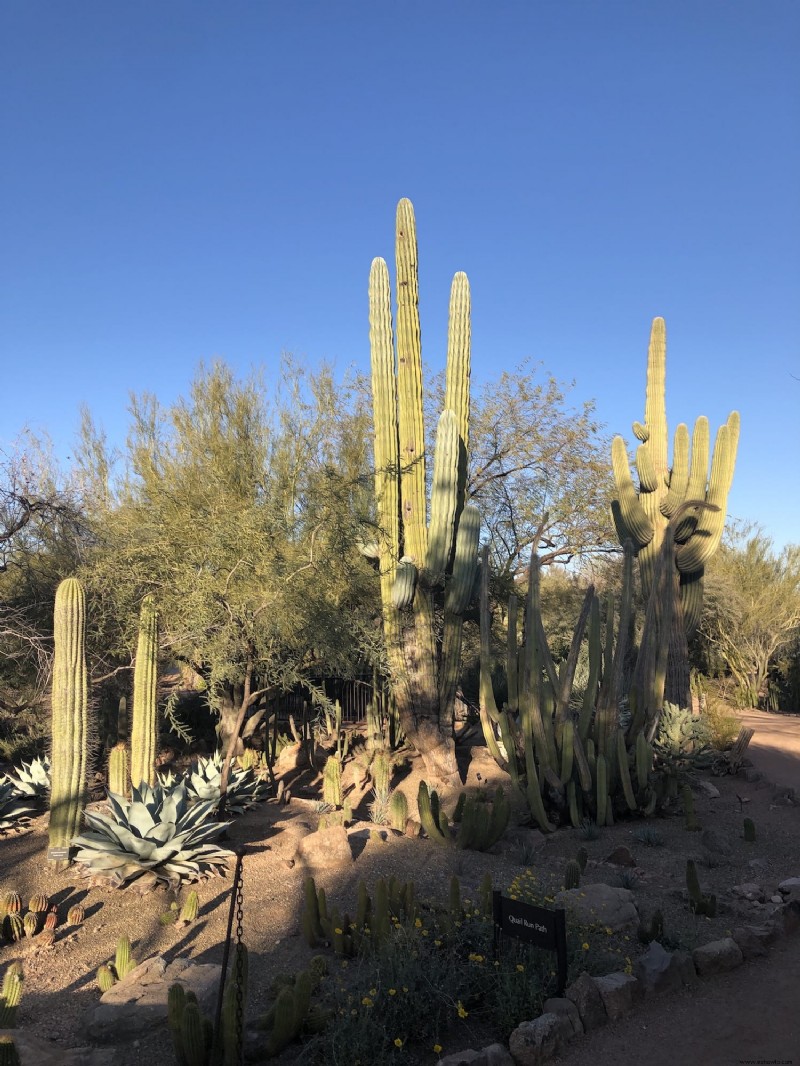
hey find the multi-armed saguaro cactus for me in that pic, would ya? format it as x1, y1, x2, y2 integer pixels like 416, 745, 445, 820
48, 578, 88, 868
130, 595, 159, 789
611, 318, 739, 706
368, 198, 480, 782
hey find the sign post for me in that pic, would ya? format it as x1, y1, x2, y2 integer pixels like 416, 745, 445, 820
492, 891, 568, 996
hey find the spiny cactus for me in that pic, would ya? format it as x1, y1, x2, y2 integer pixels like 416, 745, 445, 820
0, 964, 22, 1027
67, 904, 85, 925
564, 859, 582, 890
681, 784, 701, 831
637, 908, 665, 945
49, 577, 88, 868
2, 893, 21, 915
131, 595, 159, 790
611, 317, 739, 708
114, 936, 136, 980
3, 915, 23, 944
22, 913, 38, 937
576, 846, 589, 872
179, 890, 200, 925
108, 742, 129, 798
322, 755, 343, 809
686, 859, 717, 917
28, 894, 48, 914
96, 964, 116, 993
0, 1036, 20, 1066
743, 817, 756, 842
369, 198, 480, 781
388, 789, 408, 831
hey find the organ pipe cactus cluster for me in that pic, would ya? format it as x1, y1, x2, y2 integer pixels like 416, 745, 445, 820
369, 198, 480, 782
131, 595, 159, 790
49, 578, 89, 868
479, 537, 671, 831
611, 317, 739, 706
417, 781, 510, 851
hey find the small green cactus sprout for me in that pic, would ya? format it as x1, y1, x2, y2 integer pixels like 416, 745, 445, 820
3, 915, 24, 944
22, 913, 39, 938
743, 817, 756, 842
389, 789, 408, 831
0, 964, 23, 1027
28, 894, 49, 914
67, 904, 85, 925
114, 936, 136, 980
564, 859, 582, 890
576, 846, 589, 872
96, 964, 116, 993
179, 890, 200, 925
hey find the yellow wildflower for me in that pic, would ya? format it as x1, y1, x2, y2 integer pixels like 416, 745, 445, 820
456, 1001, 468, 1018
389, 988, 397, 996
361, 996, 373, 1007
394, 1038, 403, 1048
433, 1045, 442, 1054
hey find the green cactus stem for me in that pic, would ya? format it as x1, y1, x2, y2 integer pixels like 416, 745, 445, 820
108, 742, 129, 798
179, 890, 200, 925
131, 596, 159, 790
28, 894, 48, 914
322, 756, 343, 808
681, 785, 701, 831
576, 846, 588, 872
49, 577, 88, 868
389, 790, 408, 832
114, 936, 136, 980
417, 781, 450, 844
0, 964, 22, 1028
3, 915, 23, 944
743, 817, 756, 842
96, 964, 116, 993
22, 913, 38, 938
564, 859, 582, 890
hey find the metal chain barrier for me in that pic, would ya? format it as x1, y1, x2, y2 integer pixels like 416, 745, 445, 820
212, 846, 247, 1066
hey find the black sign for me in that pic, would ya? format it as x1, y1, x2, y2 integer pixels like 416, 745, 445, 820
492, 891, 568, 996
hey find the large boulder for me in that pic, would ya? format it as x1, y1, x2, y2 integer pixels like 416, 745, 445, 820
0, 1032, 114, 1066
508, 1014, 565, 1065
293, 825, 354, 871
634, 941, 684, 994
593, 972, 642, 1020
565, 972, 607, 1032
85, 955, 220, 1042
692, 938, 743, 976
554, 883, 639, 931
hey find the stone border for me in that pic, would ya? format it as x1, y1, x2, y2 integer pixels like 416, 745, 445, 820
437, 899, 800, 1066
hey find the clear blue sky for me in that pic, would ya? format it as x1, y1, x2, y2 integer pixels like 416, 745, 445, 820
2, 2, 798, 548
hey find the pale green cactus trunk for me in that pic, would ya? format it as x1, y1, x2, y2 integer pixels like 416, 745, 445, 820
611, 317, 739, 709
368, 199, 479, 782
48, 578, 88, 869
130, 595, 159, 789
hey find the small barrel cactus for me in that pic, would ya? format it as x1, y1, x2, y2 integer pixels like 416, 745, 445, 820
2, 894, 21, 915
67, 904, 86, 926
96, 964, 116, 993
564, 859, 582, 890
22, 913, 39, 938
28, 895, 49, 914
3, 915, 24, 944
44, 908, 58, 932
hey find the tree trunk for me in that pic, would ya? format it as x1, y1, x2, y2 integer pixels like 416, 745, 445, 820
217, 684, 244, 755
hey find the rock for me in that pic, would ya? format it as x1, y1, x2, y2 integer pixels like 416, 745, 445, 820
771, 785, 796, 805
542, 998, 583, 1037
508, 1014, 565, 1065
697, 781, 720, 798
404, 819, 423, 838
0, 1031, 115, 1066
748, 858, 768, 872
743, 768, 763, 783
672, 950, 699, 988
731, 882, 765, 902
555, 883, 639, 931
273, 741, 304, 774
732, 926, 769, 959
439, 1045, 514, 1066
692, 938, 744, 976
700, 829, 732, 857
778, 877, 800, 895
633, 941, 682, 994
86, 955, 221, 1042
605, 845, 636, 867
593, 972, 642, 1020
774, 900, 800, 935
293, 826, 354, 870
565, 972, 607, 1032
771, 894, 784, 904
742, 921, 782, 946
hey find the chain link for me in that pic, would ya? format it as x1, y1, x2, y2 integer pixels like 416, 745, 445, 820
234, 864, 245, 1065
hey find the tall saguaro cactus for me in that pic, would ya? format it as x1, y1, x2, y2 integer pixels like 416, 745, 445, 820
49, 578, 88, 868
611, 318, 739, 706
130, 595, 159, 789
369, 199, 480, 782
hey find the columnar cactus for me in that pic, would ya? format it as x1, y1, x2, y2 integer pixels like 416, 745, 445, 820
108, 742, 129, 798
611, 318, 739, 706
49, 578, 88, 868
0, 964, 22, 1027
322, 756, 343, 808
131, 595, 159, 789
369, 199, 480, 782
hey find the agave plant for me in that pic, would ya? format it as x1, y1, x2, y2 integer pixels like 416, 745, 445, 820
0, 782, 37, 834
71, 781, 233, 888
185, 752, 268, 814
2, 755, 51, 799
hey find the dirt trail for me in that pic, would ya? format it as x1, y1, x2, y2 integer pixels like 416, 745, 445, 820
737, 708, 800, 791
554, 932, 800, 1066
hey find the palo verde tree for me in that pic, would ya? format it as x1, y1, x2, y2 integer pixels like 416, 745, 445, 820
80, 359, 378, 755
611, 317, 739, 711
368, 198, 480, 783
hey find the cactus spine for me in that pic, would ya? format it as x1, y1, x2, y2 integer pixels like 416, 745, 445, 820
368, 199, 479, 781
131, 595, 159, 789
48, 577, 88, 867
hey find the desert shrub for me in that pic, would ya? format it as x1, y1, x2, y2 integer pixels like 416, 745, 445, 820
699, 695, 741, 752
